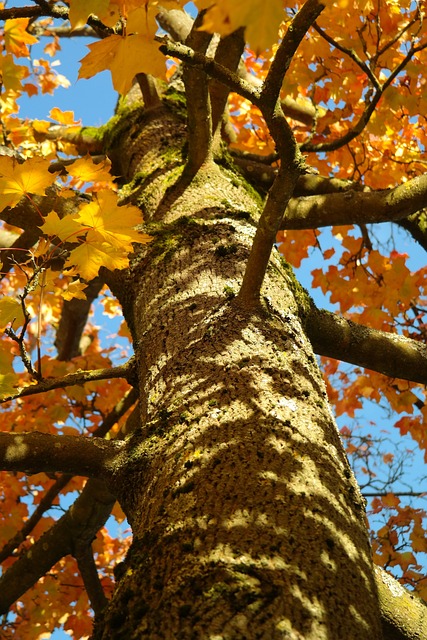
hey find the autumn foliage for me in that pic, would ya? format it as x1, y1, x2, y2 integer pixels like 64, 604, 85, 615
1, 0, 427, 637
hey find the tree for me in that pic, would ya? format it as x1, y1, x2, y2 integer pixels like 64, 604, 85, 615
1, 0, 427, 637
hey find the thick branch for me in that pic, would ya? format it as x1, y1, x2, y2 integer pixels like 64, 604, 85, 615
281, 173, 427, 229
0, 478, 115, 615
376, 566, 427, 640
44, 125, 104, 155
399, 213, 427, 254
305, 305, 427, 385
156, 8, 192, 43
55, 276, 104, 361
210, 29, 245, 138
0, 432, 124, 478
182, 12, 213, 174
238, 103, 306, 304
0, 357, 136, 403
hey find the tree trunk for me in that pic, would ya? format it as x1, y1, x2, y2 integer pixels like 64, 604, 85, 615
94, 99, 383, 638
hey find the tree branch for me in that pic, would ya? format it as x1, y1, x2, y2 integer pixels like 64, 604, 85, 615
159, 40, 260, 105
156, 8, 192, 43
0, 478, 116, 615
55, 276, 105, 361
376, 566, 427, 640
210, 28, 245, 139
261, 0, 326, 108
74, 543, 109, 615
0, 474, 71, 563
182, 12, 214, 174
281, 173, 427, 229
0, 357, 136, 403
0, 432, 124, 478
236, 0, 327, 306
312, 22, 380, 89
305, 305, 427, 385
398, 213, 427, 255
237, 112, 304, 306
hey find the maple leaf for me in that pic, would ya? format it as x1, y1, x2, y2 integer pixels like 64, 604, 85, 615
62, 280, 88, 301
0, 54, 29, 91
64, 240, 130, 281
0, 374, 18, 399
79, 34, 166, 94
0, 296, 25, 329
74, 190, 149, 250
49, 108, 80, 125
0, 156, 59, 211
38, 210, 85, 242
68, 0, 110, 30
66, 155, 114, 189
197, 0, 284, 54
3, 18, 38, 57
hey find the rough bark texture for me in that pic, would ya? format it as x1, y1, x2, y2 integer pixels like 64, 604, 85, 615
92, 99, 383, 638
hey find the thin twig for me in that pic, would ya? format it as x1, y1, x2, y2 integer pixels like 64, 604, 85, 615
261, 0, 327, 108
302, 40, 427, 152
312, 22, 380, 88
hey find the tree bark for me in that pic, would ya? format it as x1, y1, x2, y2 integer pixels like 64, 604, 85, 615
90, 100, 383, 638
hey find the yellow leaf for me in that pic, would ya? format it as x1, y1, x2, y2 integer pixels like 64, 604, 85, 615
65, 241, 130, 280
127, 6, 160, 37
78, 35, 122, 80
68, 0, 110, 30
0, 373, 18, 399
67, 155, 114, 186
0, 297, 25, 329
49, 108, 79, 125
62, 280, 88, 301
39, 210, 85, 242
74, 190, 149, 250
0, 54, 29, 91
32, 120, 51, 134
0, 156, 59, 211
4, 18, 38, 57
198, 0, 283, 53
79, 34, 166, 94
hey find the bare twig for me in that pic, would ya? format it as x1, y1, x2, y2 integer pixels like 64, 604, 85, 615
312, 22, 380, 89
